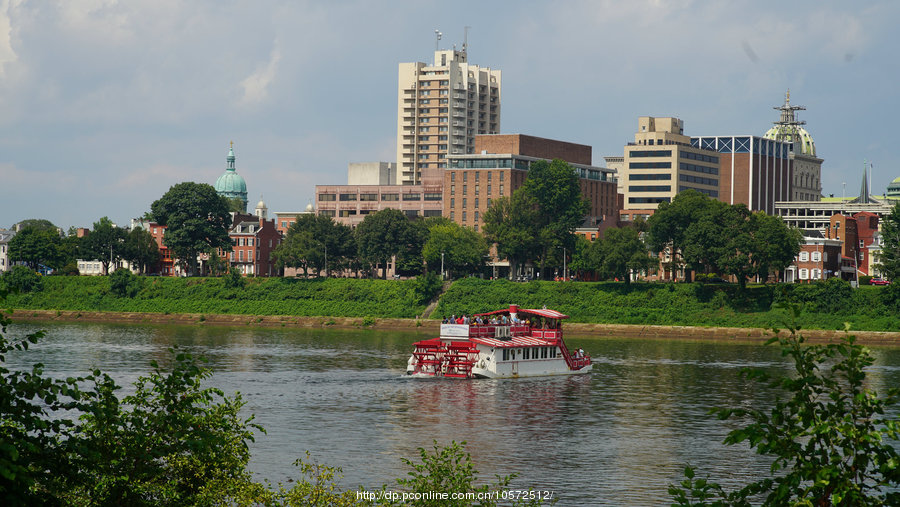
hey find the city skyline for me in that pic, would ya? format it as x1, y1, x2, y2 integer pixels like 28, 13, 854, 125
1, 1, 898, 230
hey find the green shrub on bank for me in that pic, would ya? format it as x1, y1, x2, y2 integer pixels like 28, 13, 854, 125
3, 276, 436, 319
434, 278, 899, 331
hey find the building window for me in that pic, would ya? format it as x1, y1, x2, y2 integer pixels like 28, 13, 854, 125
799, 268, 809, 280
463, 173, 468, 182
359, 193, 378, 201
450, 185, 455, 195
474, 211, 479, 222
450, 198, 455, 208
450, 211, 454, 220
487, 184, 492, 194
403, 193, 421, 201
319, 193, 336, 201
474, 198, 479, 208
799, 251, 809, 262
451, 172, 455, 181
339, 193, 357, 201
381, 193, 399, 201
463, 185, 467, 193
462, 211, 467, 222
811, 251, 821, 262
462, 198, 467, 208
475, 184, 479, 195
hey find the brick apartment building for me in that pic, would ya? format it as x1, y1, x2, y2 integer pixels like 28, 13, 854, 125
445, 134, 618, 232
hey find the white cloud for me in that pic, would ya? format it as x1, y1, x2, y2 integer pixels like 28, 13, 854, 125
239, 44, 281, 106
0, 0, 16, 75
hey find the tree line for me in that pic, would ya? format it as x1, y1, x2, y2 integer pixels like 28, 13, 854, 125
11, 163, 865, 285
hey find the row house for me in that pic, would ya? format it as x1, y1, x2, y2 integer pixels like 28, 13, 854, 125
227, 212, 282, 276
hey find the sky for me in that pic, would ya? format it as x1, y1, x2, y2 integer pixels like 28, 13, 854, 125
1, 0, 898, 231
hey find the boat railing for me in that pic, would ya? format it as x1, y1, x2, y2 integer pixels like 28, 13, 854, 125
441, 323, 563, 340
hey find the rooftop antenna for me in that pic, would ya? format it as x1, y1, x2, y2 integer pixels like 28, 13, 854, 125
463, 26, 470, 56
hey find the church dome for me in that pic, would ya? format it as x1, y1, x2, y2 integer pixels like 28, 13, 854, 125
305, 203, 314, 212
214, 143, 248, 211
764, 125, 816, 157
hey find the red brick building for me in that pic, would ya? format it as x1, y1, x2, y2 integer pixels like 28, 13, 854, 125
226, 212, 282, 277
444, 134, 618, 233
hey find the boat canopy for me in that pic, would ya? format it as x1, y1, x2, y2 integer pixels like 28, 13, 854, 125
474, 308, 569, 320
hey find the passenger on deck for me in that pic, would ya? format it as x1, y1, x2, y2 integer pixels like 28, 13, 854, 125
501, 315, 508, 325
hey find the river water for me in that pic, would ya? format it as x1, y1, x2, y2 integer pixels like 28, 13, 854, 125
5, 321, 900, 505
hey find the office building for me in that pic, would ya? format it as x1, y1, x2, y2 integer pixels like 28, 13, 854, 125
445, 134, 617, 232
397, 41, 501, 186
690, 134, 793, 215
619, 117, 721, 221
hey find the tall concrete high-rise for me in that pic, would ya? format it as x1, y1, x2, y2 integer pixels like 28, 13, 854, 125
396, 35, 501, 187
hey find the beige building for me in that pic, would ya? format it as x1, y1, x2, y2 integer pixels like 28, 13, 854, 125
397, 47, 501, 186
620, 117, 721, 221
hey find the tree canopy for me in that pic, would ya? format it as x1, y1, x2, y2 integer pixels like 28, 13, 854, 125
482, 193, 538, 280
7, 226, 66, 271
274, 214, 354, 278
517, 159, 590, 279
876, 202, 900, 281
355, 209, 415, 279
122, 227, 160, 275
422, 220, 488, 279
79, 217, 127, 275
150, 182, 232, 275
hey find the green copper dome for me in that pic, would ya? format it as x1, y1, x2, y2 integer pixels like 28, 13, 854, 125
764, 90, 816, 157
764, 125, 817, 157
887, 176, 900, 199
214, 143, 248, 211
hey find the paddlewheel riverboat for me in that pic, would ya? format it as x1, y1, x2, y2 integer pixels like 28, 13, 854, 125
406, 304, 591, 379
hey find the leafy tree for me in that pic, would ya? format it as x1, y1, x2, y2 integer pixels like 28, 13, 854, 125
517, 159, 590, 279
0, 265, 43, 293
150, 182, 233, 275
60, 349, 263, 505
80, 217, 127, 275
648, 190, 714, 281
599, 226, 653, 285
482, 193, 538, 279
422, 221, 488, 278
274, 214, 354, 278
751, 212, 803, 282
12, 219, 57, 231
122, 227, 160, 275
876, 202, 900, 281
108, 267, 142, 298
670, 314, 900, 506
0, 294, 89, 504
389, 440, 543, 507
567, 234, 595, 280
355, 209, 414, 279
7, 226, 65, 271
225, 196, 247, 214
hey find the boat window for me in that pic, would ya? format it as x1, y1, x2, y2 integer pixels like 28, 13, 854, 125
502, 349, 508, 361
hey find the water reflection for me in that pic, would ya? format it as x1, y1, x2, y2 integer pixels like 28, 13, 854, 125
5, 322, 900, 504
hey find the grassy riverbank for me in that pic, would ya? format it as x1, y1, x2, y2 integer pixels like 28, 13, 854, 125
2, 276, 440, 318
4, 275, 899, 332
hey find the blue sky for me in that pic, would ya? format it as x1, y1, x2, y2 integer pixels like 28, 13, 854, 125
1, 0, 898, 230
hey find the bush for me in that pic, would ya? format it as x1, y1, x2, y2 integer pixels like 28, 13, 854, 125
670, 311, 900, 505
59, 262, 80, 276
224, 266, 245, 289
108, 268, 141, 298
1, 265, 43, 293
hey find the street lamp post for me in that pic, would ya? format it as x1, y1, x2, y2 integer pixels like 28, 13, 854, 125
441, 252, 445, 280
